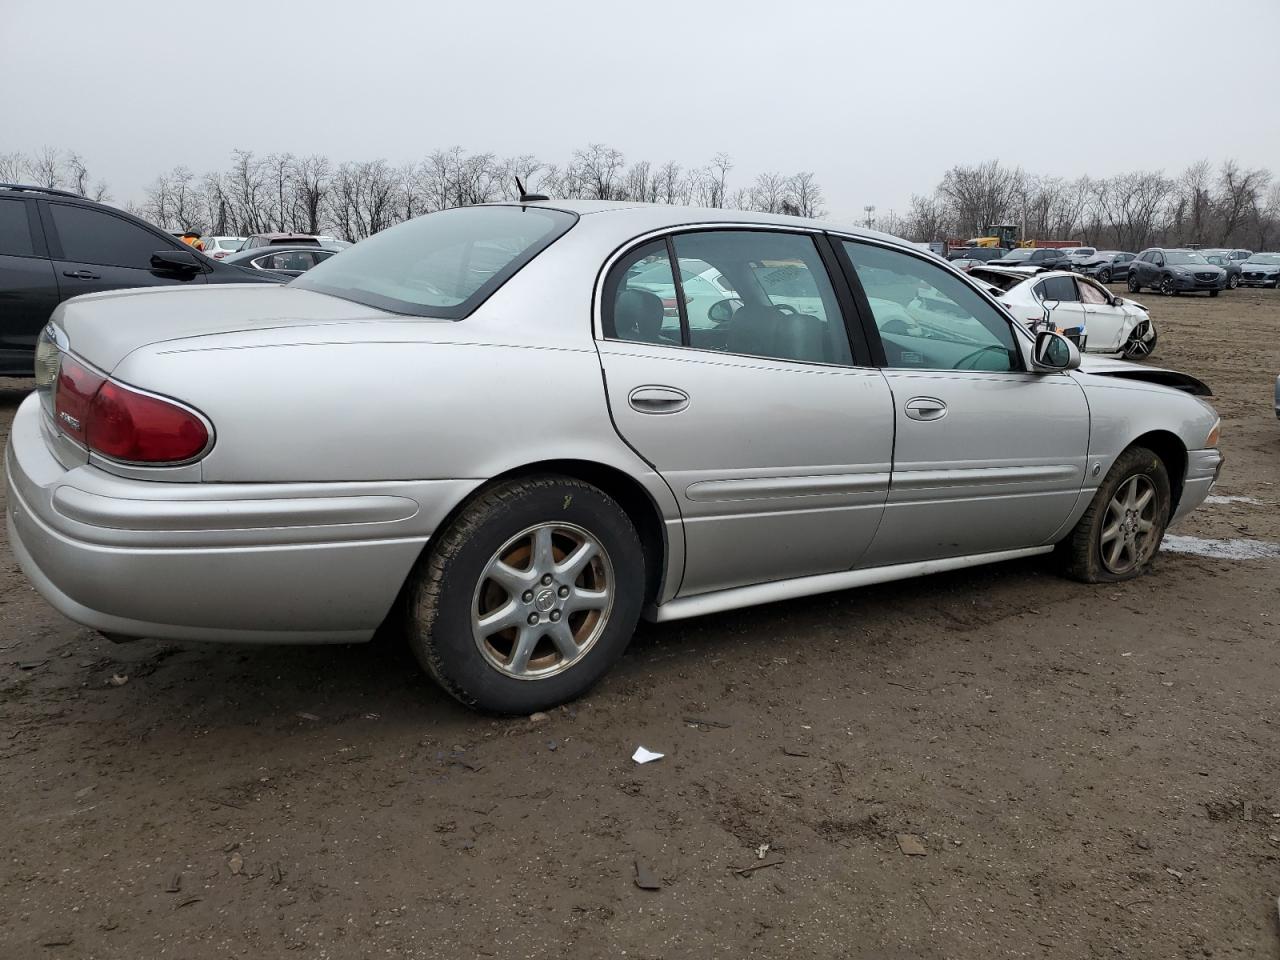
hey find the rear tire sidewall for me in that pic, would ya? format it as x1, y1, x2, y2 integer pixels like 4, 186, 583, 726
1227, 273, 1239, 289
1128, 276, 1141, 293
408, 477, 644, 714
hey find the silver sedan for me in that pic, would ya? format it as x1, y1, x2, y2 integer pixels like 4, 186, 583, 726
6, 201, 1224, 713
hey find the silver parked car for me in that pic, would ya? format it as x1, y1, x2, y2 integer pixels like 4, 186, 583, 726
7, 202, 1224, 713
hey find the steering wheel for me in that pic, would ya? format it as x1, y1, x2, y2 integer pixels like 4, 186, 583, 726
773, 303, 800, 315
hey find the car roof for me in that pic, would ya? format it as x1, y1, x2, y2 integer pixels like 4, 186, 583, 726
0, 182, 85, 200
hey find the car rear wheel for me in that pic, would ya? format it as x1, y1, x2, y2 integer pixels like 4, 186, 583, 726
1227, 273, 1239, 289
1127, 275, 1141, 293
1159, 276, 1177, 296
1060, 446, 1171, 583
404, 475, 644, 713
1099, 267, 1112, 283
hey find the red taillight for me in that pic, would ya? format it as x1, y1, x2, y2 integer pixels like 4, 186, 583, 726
213, 251, 227, 259
54, 358, 105, 446
53, 357, 210, 464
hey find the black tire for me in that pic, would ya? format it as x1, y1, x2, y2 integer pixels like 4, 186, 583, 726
1060, 446, 1172, 583
1121, 325, 1157, 360
1127, 275, 1141, 293
1209, 289, 1219, 298
404, 475, 644, 713
1099, 267, 1112, 283
1159, 276, 1177, 296
1227, 273, 1239, 289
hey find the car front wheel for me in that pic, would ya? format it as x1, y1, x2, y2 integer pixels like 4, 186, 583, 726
1099, 268, 1112, 283
1121, 325, 1157, 359
404, 475, 644, 713
1159, 276, 1178, 296
1060, 446, 1172, 583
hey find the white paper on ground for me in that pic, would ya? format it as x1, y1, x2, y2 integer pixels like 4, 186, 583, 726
632, 746, 664, 764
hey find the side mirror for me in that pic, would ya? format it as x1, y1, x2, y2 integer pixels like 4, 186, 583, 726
151, 249, 204, 275
707, 297, 742, 324
1031, 330, 1081, 372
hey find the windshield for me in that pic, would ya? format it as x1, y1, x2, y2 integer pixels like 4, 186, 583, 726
1002, 248, 1034, 261
1165, 251, 1208, 265
1246, 253, 1280, 264
292, 206, 576, 318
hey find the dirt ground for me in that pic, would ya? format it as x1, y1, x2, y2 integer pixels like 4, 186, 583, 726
1, 285, 1278, 960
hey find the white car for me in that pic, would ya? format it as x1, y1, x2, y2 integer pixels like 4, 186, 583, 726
969, 267, 1157, 359
202, 236, 246, 260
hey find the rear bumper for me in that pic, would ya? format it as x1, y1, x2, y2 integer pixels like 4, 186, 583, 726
5, 394, 480, 644
1172, 447, 1224, 523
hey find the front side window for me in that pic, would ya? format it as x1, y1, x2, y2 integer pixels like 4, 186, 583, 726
48, 203, 169, 269
1078, 279, 1109, 305
0, 197, 36, 258
293, 205, 575, 319
843, 240, 1018, 372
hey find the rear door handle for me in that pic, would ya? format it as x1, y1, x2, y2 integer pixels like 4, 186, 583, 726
62, 270, 100, 280
904, 396, 947, 421
628, 385, 689, 414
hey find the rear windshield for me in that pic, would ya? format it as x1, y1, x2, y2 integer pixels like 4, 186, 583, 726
292, 206, 576, 318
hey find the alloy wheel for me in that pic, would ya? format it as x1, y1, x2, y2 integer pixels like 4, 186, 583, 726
1127, 276, 1140, 293
1227, 273, 1239, 289
1160, 277, 1176, 296
1100, 475, 1159, 575
471, 522, 614, 680
1099, 268, 1111, 283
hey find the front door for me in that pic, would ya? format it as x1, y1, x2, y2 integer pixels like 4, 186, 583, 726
596, 229, 895, 597
42, 201, 207, 302
837, 238, 1090, 567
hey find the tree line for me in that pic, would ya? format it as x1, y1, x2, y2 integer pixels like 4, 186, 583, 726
891, 158, 1280, 251
5, 146, 1279, 251
1, 145, 826, 240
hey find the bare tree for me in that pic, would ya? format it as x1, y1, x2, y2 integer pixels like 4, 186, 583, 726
1214, 160, 1271, 246
786, 171, 825, 219
28, 146, 62, 189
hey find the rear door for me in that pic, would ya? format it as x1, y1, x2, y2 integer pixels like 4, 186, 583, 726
41, 201, 209, 300
596, 228, 895, 597
1035, 274, 1087, 338
0, 195, 59, 372
837, 238, 1089, 567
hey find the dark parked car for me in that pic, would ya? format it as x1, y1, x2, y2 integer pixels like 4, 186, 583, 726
220, 245, 338, 278
1074, 251, 1136, 283
986, 247, 1073, 270
1238, 253, 1280, 288
1200, 250, 1243, 289
240, 232, 322, 250
946, 247, 1007, 264
0, 183, 279, 376
1127, 248, 1226, 297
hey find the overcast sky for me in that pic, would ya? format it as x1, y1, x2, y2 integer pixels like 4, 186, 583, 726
4, 0, 1278, 222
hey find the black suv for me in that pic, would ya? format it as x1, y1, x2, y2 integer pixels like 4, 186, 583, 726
0, 184, 278, 376
1127, 248, 1227, 297
985, 247, 1073, 270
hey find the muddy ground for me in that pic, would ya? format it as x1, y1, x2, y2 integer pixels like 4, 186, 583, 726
1, 285, 1278, 959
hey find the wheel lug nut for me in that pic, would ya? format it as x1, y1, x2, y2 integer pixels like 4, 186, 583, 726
527, 613, 539, 625
558, 586, 570, 598
541, 574, 553, 586
550, 610, 561, 622
522, 591, 534, 603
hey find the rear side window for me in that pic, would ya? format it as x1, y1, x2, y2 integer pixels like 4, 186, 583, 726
0, 197, 38, 258
1037, 276, 1079, 301
292, 206, 576, 319
49, 204, 169, 269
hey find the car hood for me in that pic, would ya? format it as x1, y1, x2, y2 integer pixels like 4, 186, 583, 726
52, 283, 399, 373
1171, 262, 1223, 274
1243, 262, 1280, 271
1077, 355, 1211, 396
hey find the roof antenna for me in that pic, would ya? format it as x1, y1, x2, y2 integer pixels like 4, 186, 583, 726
515, 176, 548, 203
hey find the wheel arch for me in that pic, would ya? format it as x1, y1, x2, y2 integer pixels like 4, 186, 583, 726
1129, 430, 1187, 514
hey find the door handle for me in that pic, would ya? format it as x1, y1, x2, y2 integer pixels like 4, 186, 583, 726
904, 396, 947, 421
628, 385, 689, 414
62, 270, 100, 280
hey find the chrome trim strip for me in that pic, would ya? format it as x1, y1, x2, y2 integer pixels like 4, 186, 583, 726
684, 472, 892, 502
52, 486, 421, 531
891, 464, 1079, 490
646, 546, 1054, 622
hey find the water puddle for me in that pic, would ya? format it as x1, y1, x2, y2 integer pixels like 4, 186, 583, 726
1162, 535, 1280, 561
1204, 495, 1265, 506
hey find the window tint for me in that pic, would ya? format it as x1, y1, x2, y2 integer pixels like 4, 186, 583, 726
293, 206, 575, 318
0, 198, 36, 258
49, 204, 169, 269
1037, 276, 1079, 302
843, 240, 1018, 372
602, 240, 683, 345
671, 231, 851, 365
1078, 280, 1109, 305
254, 250, 330, 271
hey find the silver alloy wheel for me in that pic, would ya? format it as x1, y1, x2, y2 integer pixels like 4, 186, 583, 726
1228, 273, 1239, 289
1123, 327, 1153, 359
1099, 268, 1111, 283
1100, 475, 1158, 575
471, 522, 614, 680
